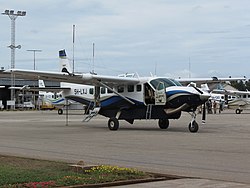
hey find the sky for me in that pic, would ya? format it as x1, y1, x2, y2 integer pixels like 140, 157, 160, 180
0, 0, 250, 79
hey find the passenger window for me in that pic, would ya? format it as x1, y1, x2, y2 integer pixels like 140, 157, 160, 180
136, 84, 142, 92
89, 88, 94, 95
118, 86, 124, 93
243, 95, 246, 98
101, 87, 106, 94
107, 89, 113, 93
127, 85, 134, 92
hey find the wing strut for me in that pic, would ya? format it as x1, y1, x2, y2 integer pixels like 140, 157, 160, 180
94, 86, 101, 107
98, 81, 135, 105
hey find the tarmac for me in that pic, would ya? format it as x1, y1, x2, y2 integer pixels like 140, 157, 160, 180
0, 109, 250, 187
110, 178, 250, 188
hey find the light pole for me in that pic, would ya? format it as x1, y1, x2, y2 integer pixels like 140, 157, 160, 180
2, 9, 26, 109
27, 49, 42, 70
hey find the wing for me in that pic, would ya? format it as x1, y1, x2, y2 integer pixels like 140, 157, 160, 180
177, 77, 246, 86
213, 89, 249, 96
26, 87, 71, 92
5, 69, 140, 87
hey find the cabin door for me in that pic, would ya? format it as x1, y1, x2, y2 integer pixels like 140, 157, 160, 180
155, 82, 166, 105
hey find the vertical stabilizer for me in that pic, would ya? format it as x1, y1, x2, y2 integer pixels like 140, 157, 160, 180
59, 49, 72, 74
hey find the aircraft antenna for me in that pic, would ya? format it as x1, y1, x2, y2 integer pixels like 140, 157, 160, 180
154, 62, 157, 76
189, 56, 191, 78
92, 42, 95, 74
72, 24, 75, 73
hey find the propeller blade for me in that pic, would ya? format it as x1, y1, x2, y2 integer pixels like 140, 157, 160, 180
191, 85, 203, 94
202, 103, 206, 124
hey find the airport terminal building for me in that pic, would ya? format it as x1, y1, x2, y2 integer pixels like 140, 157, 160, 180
0, 70, 60, 109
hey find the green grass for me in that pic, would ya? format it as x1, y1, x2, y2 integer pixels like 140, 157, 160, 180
0, 155, 151, 187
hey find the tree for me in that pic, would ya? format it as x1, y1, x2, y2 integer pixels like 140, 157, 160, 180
245, 80, 250, 91
230, 80, 246, 91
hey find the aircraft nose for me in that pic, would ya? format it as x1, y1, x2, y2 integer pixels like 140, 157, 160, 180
200, 92, 211, 102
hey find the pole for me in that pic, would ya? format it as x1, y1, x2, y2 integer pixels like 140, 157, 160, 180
72, 25, 75, 73
27, 49, 42, 70
2, 10, 26, 110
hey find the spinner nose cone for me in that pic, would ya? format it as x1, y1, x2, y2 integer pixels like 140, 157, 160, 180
200, 92, 211, 102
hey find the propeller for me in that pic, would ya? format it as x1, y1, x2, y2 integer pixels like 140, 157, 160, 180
202, 103, 206, 124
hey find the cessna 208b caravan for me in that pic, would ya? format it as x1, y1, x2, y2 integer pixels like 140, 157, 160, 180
213, 89, 250, 114
7, 50, 211, 132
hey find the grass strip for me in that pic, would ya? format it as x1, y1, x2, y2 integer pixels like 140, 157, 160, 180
0, 155, 152, 187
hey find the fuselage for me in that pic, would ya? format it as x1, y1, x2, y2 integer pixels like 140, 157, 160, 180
63, 77, 210, 120
227, 91, 250, 110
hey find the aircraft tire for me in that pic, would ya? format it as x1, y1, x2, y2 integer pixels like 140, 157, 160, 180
189, 121, 199, 133
58, 109, 63, 115
108, 117, 119, 131
235, 109, 241, 114
158, 119, 169, 129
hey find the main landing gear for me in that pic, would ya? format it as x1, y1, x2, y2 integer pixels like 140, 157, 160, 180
108, 117, 119, 131
107, 112, 199, 132
188, 112, 199, 133
235, 109, 243, 114
158, 119, 169, 129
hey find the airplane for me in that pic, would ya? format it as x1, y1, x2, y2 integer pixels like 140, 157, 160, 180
213, 89, 250, 114
37, 80, 65, 110
15, 79, 88, 113
5, 50, 211, 133
177, 77, 247, 86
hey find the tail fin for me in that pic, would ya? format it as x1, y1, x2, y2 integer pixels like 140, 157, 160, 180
59, 49, 72, 74
38, 80, 45, 88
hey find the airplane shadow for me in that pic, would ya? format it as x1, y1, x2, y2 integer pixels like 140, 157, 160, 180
83, 125, 214, 134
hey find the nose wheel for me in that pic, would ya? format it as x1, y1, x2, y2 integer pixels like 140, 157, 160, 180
189, 120, 199, 133
188, 112, 199, 133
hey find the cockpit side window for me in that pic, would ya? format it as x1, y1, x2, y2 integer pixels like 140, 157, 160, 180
169, 79, 182, 86
157, 82, 165, 90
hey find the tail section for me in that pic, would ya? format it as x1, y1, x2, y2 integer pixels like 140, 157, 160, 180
59, 49, 72, 74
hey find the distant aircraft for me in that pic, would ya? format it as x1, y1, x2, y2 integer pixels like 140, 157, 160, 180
37, 80, 65, 110
177, 77, 246, 86
6, 50, 212, 133
20, 79, 89, 113
213, 89, 250, 114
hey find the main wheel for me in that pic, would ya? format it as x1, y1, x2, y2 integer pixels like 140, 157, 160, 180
189, 121, 199, 133
235, 109, 242, 114
158, 119, 169, 129
108, 117, 119, 131
58, 108, 63, 115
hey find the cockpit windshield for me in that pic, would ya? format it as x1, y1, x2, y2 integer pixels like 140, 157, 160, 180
149, 78, 182, 89
169, 79, 182, 86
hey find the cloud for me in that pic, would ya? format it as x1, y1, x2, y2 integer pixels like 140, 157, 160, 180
0, 0, 250, 78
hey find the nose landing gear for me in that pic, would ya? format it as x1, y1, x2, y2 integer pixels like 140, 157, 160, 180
188, 112, 199, 133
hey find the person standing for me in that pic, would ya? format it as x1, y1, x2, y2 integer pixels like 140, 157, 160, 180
219, 100, 223, 114
213, 101, 217, 114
